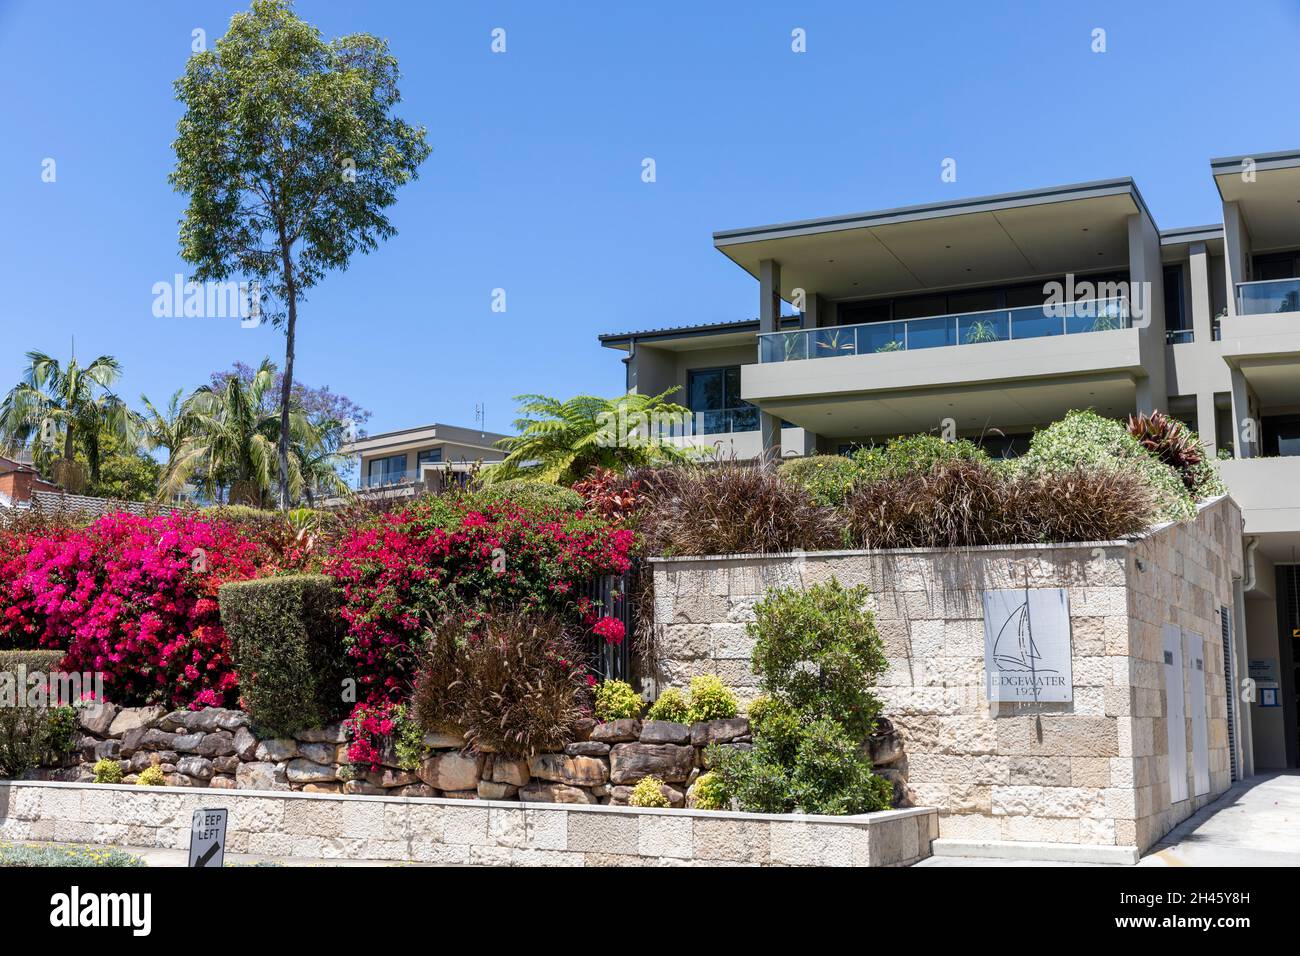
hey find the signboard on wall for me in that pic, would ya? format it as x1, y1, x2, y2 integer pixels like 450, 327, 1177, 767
982, 588, 1073, 702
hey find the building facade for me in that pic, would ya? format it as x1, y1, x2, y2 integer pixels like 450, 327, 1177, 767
341, 422, 510, 498
602, 148, 1300, 778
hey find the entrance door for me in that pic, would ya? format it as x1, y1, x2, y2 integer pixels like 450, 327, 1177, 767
1187, 630, 1211, 796
1163, 624, 1188, 804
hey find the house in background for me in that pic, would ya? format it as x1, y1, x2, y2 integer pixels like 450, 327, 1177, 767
601, 147, 1300, 782
341, 421, 510, 499
0, 455, 60, 508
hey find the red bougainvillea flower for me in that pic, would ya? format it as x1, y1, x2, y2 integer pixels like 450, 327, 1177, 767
592, 615, 625, 646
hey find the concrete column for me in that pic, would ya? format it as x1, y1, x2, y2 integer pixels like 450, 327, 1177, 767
802, 293, 822, 330
1188, 242, 1212, 344
1196, 391, 1218, 456
1127, 212, 1168, 413
1223, 202, 1250, 318
758, 259, 782, 459
1230, 365, 1255, 458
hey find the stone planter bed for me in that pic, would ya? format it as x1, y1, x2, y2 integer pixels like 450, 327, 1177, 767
0, 779, 936, 867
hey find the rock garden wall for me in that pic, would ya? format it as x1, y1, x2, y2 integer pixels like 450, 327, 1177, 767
59, 703, 758, 807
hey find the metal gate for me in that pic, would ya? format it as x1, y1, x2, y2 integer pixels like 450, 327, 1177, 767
582, 563, 635, 682
1221, 605, 1237, 783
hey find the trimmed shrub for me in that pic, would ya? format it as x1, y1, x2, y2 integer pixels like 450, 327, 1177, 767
136, 765, 165, 787
690, 771, 726, 810
0, 650, 64, 677
749, 579, 885, 741
853, 434, 990, 481
470, 480, 583, 514
220, 575, 347, 738
92, 757, 123, 784
745, 694, 803, 764
645, 688, 688, 723
635, 462, 838, 556
594, 679, 642, 722
412, 611, 591, 758
778, 455, 861, 507
1017, 409, 1195, 521
706, 742, 791, 813
628, 775, 671, 808
685, 674, 738, 723
0, 842, 144, 867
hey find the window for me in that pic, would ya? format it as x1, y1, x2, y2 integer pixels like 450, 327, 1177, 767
366, 454, 407, 486
1164, 265, 1190, 343
1253, 251, 1300, 281
1263, 415, 1300, 458
687, 366, 758, 433
417, 448, 443, 466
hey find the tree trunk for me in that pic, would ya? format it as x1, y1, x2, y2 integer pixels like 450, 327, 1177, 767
277, 229, 297, 511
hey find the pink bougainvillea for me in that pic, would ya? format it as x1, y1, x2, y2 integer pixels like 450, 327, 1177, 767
592, 615, 625, 646
325, 498, 635, 704
0, 512, 270, 709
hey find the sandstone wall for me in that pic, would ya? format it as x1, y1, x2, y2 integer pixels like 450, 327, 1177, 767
0, 781, 936, 867
649, 497, 1243, 852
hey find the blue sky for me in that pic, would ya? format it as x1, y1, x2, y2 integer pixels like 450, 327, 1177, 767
2, 0, 1298, 436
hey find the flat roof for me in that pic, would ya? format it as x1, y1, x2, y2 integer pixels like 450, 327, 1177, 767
712, 178, 1155, 248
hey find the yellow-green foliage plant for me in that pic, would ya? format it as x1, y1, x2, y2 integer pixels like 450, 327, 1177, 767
645, 688, 688, 723
685, 674, 738, 723
92, 758, 123, 784
594, 679, 642, 722
629, 775, 671, 808
136, 765, 165, 787
690, 771, 726, 810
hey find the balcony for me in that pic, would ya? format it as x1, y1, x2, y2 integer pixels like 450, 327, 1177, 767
358, 468, 416, 490
758, 298, 1129, 363
1219, 456, 1300, 534
1237, 278, 1300, 316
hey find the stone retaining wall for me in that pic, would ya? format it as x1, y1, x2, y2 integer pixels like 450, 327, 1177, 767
649, 498, 1242, 853
58, 705, 759, 808
0, 780, 936, 867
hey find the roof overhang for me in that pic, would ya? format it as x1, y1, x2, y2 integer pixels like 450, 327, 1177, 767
712, 179, 1151, 302
1212, 149, 1300, 251
343, 424, 507, 458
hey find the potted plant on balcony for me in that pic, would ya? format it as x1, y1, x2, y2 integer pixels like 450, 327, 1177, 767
963, 319, 1001, 344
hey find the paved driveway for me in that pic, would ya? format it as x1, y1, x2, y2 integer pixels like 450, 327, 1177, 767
1138, 771, 1300, 867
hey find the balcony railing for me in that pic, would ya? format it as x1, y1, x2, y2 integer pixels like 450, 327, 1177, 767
358, 468, 416, 489
661, 407, 760, 437
757, 298, 1129, 363
1236, 278, 1300, 316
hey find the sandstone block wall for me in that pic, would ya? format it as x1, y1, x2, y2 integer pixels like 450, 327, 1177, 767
0, 781, 936, 867
649, 498, 1243, 852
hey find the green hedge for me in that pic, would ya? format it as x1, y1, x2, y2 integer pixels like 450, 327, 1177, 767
470, 480, 583, 513
0, 650, 65, 676
220, 574, 347, 738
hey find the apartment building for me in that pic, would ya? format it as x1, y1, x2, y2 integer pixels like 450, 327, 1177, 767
601, 147, 1300, 775
341, 421, 509, 497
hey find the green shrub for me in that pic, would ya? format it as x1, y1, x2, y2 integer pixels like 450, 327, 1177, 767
220, 574, 347, 738
1017, 410, 1195, 521
413, 611, 591, 758
778, 455, 861, 507
685, 675, 738, 722
0, 841, 144, 867
0, 650, 65, 676
854, 434, 990, 482
136, 765, 165, 787
594, 679, 642, 722
706, 743, 791, 813
749, 579, 885, 740
470, 480, 583, 513
92, 757, 123, 784
646, 688, 689, 723
690, 771, 727, 810
628, 775, 672, 808
745, 694, 803, 764
788, 716, 892, 814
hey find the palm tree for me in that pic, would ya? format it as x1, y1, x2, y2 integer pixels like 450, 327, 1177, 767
140, 388, 195, 464
0, 350, 135, 482
161, 359, 311, 505
292, 416, 351, 506
483, 389, 696, 485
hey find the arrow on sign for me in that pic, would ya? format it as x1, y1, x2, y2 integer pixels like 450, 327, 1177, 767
195, 841, 220, 868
